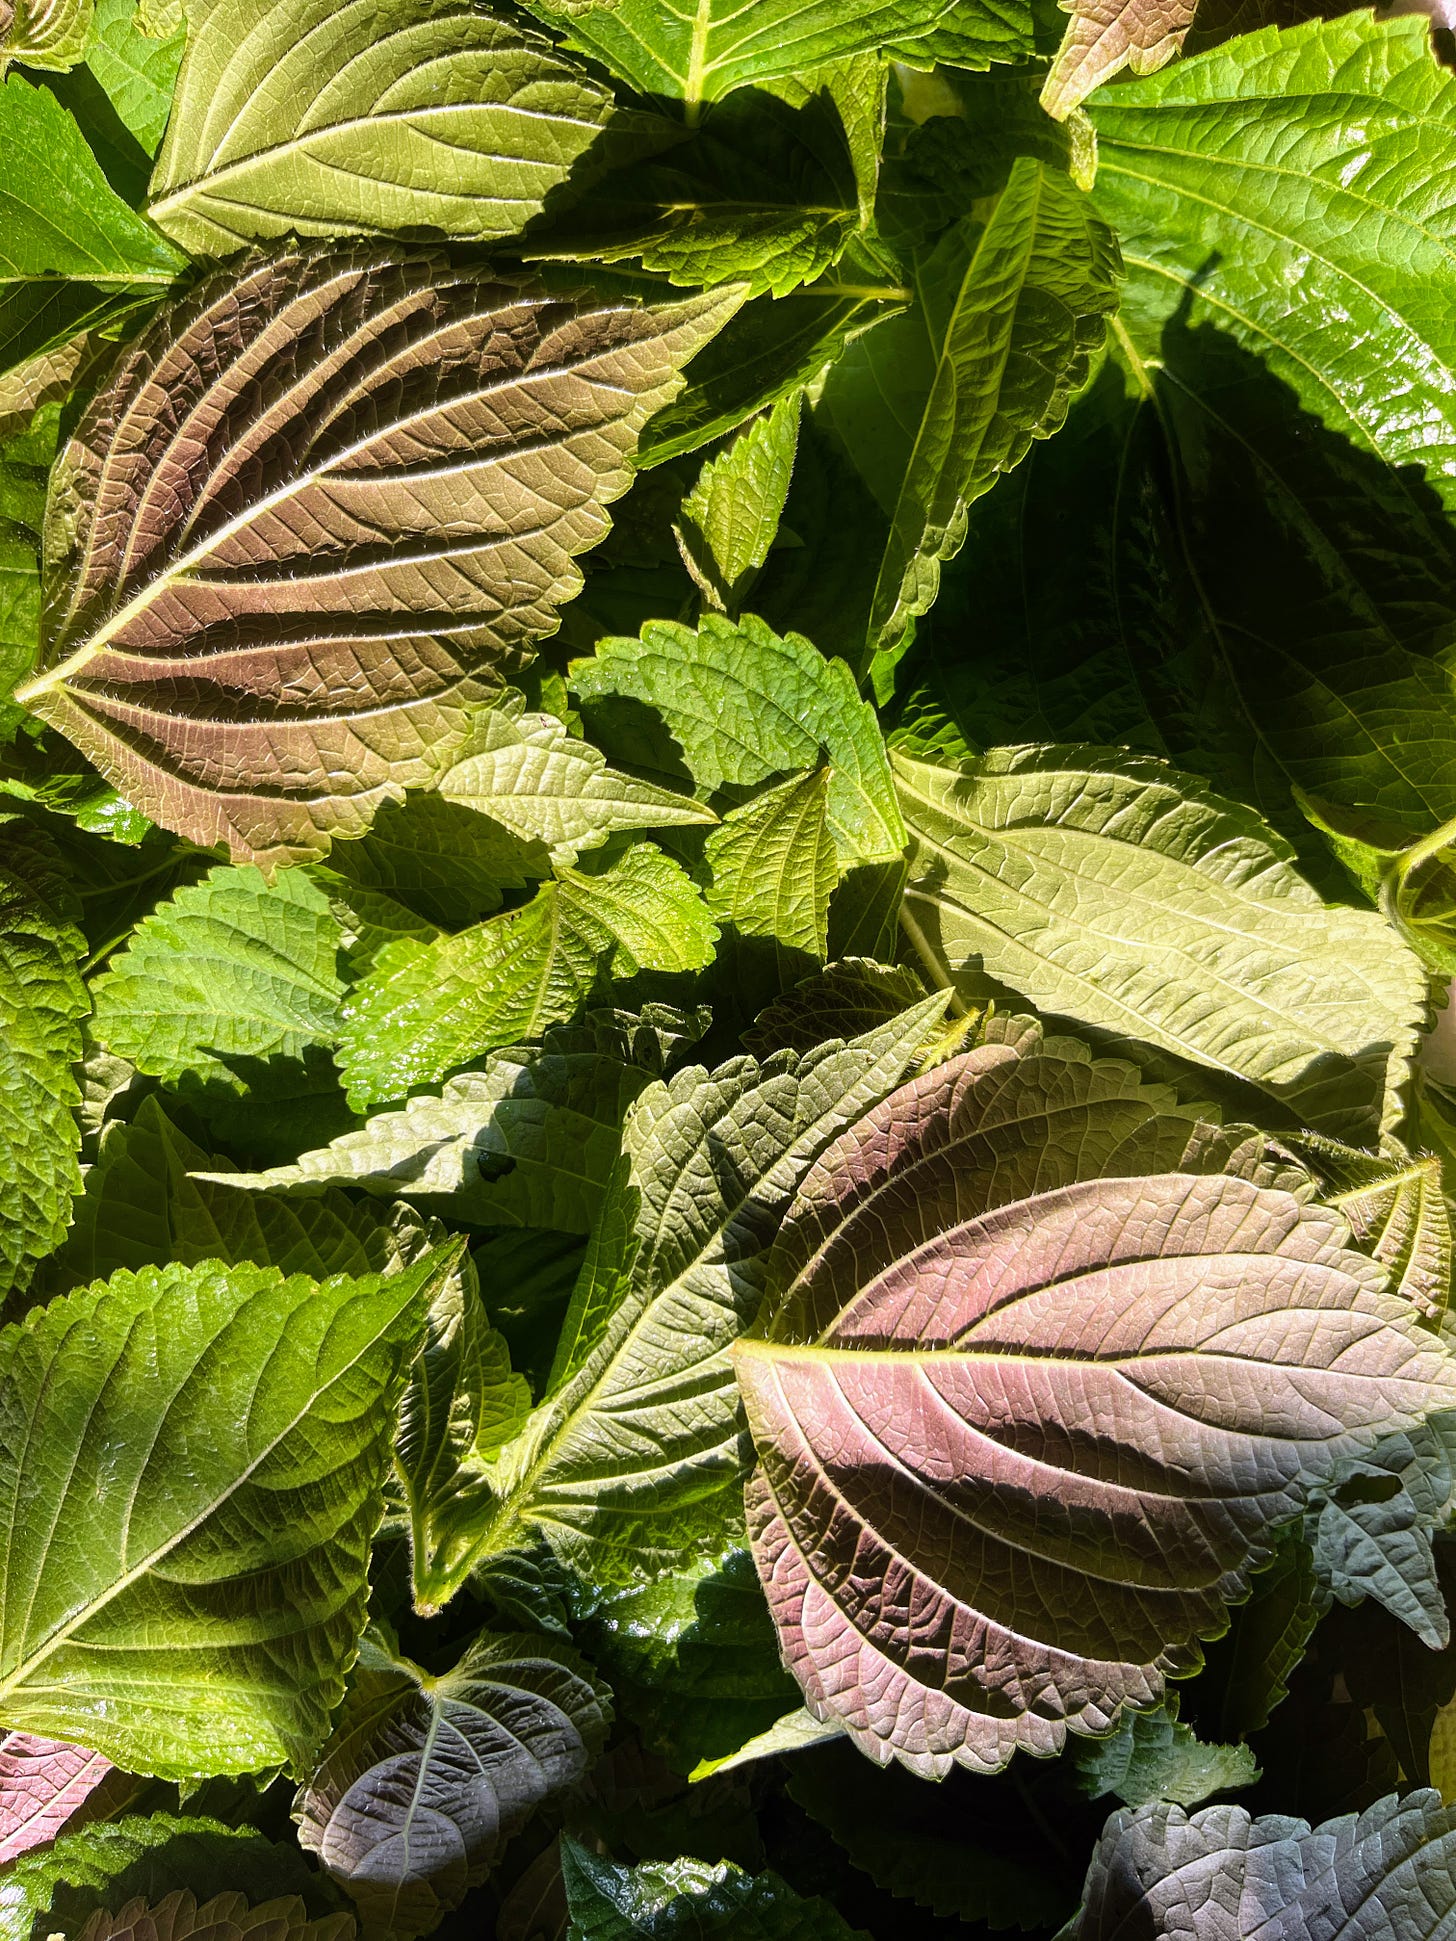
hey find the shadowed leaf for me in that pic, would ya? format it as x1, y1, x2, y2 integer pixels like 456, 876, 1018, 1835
297, 1629, 608, 1938
74, 1892, 354, 1941
17, 248, 739, 863
560, 1839, 868, 1939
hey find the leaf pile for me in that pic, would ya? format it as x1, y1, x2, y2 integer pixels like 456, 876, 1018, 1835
5, 0, 1456, 1936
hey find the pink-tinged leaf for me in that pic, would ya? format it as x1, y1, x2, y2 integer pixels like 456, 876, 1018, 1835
1039, 0, 1196, 117
15, 247, 739, 865
0, 1732, 117, 1863
735, 1053, 1456, 1778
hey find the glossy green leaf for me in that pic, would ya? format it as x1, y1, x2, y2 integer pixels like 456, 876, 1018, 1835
437, 695, 713, 864
336, 845, 718, 1111
0, 817, 87, 1301
0, 1252, 444, 1777
895, 744, 1427, 1143
90, 863, 346, 1095
146, 0, 618, 255
675, 394, 799, 612
561, 1839, 868, 1940
298, 1629, 607, 1934
573, 614, 905, 866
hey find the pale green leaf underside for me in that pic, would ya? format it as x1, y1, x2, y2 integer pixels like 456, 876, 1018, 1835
0, 1254, 441, 1779
438, 693, 714, 863
895, 745, 1426, 1143
704, 767, 837, 966
467, 993, 949, 1584
146, 0, 617, 255
675, 391, 799, 612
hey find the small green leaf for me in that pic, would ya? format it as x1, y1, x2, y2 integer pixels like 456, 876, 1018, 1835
821, 157, 1121, 677
91, 862, 346, 1095
301, 1631, 607, 1936
675, 394, 800, 612
561, 1839, 869, 1940
84, 0, 185, 155
319, 790, 551, 932
703, 768, 837, 1009
397, 1258, 530, 1613
690, 1707, 843, 1781
573, 613, 905, 867
0, 1251, 444, 1777
1071, 1703, 1258, 1809
146, 0, 619, 255
0, 75, 184, 287
437, 695, 714, 864
337, 847, 718, 1110
1290, 1132, 1451, 1324
0, 816, 87, 1301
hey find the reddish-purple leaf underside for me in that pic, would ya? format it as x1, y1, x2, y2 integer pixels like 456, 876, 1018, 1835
734, 1051, 1456, 1778
15, 247, 738, 864
0, 1731, 116, 1863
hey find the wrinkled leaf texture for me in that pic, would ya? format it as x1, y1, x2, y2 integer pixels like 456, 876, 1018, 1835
297, 1629, 608, 1937
735, 1036, 1456, 1776
1073, 1788, 1456, 1939
147, 0, 618, 257
0, 1252, 445, 1777
0, 1732, 117, 1864
73, 1894, 354, 1941
17, 247, 738, 862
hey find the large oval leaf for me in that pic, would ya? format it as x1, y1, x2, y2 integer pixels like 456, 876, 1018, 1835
147, 0, 618, 257
0, 1252, 447, 1778
15, 249, 738, 863
297, 1629, 608, 1937
735, 1052, 1456, 1777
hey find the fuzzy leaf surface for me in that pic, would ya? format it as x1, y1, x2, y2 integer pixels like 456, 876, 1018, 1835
337, 846, 717, 1110
146, 0, 616, 256
18, 249, 738, 863
895, 745, 1426, 1143
739, 1146, 1456, 1776
2, 0, 91, 67
298, 1630, 607, 1936
572, 614, 904, 866
0, 1254, 441, 1777
0, 1734, 118, 1865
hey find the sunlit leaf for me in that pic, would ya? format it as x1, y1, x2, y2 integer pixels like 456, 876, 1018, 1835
17, 248, 739, 863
